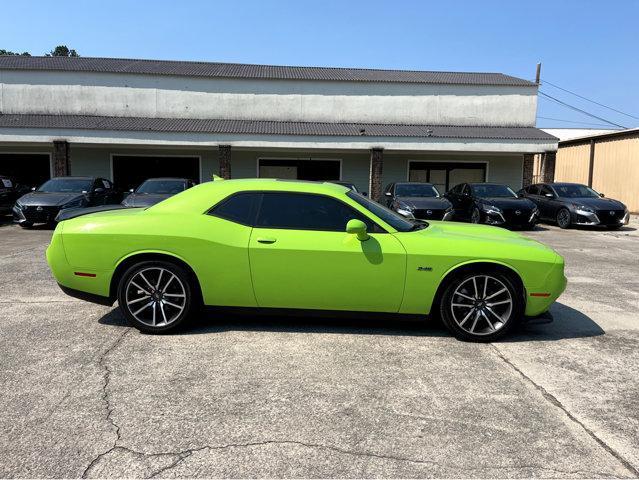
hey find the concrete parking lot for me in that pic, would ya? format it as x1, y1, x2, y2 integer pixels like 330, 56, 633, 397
1, 216, 638, 478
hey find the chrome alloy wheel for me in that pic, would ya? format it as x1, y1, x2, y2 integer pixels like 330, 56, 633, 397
450, 275, 513, 336
557, 209, 571, 228
125, 267, 187, 327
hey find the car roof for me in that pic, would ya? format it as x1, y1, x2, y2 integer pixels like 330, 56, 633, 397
142, 177, 189, 181
395, 182, 435, 186
49, 176, 97, 180
468, 182, 506, 186
152, 178, 350, 213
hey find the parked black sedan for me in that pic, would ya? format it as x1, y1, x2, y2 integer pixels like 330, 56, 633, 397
445, 182, 539, 229
518, 182, 629, 229
121, 178, 197, 208
13, 177, 121, 228
383, 182, 453, 221
1, 175, 31, 215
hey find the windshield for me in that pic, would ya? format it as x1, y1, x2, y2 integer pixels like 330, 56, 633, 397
37, 179, 92, 193
395, 184, 440, 198
554, 184, 600, 198
472, 184, 517, 198
347, 191, 422, 232
136, 180, 185, 194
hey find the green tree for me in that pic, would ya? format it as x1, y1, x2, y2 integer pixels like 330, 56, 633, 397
46, 45, 79, 57
0, 49, 31, 56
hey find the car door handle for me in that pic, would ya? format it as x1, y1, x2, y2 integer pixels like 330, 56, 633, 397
256, 237, 277, 244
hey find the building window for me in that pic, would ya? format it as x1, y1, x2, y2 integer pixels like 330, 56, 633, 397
408, 162, 486, 192
258, 158, 340, 181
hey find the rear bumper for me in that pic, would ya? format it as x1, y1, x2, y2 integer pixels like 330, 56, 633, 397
58, 284, 114, 306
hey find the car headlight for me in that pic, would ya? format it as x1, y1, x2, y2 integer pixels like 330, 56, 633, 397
575, 205, 594, 214
396, 205, 415, 218
481, 204, 502, 215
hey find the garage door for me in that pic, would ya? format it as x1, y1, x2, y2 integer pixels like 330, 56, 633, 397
112, 155, 200, 192
0, 153, 51, 188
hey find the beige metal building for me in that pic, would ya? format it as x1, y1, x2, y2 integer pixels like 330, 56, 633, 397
550, 128, 639, 212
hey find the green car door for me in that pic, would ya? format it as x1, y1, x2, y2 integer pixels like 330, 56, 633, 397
248, 191, 406, 312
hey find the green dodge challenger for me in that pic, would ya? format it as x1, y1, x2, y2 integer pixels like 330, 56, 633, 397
46, 179, 566, 341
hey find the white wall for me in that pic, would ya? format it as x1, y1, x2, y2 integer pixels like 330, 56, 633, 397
0, 70, 538, 127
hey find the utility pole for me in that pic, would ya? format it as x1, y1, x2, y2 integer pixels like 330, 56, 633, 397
535, 63, 541, 84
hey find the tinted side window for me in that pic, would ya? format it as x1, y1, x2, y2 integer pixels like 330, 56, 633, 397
539, 185, 552, 196
527, 185, 539, 195
209, 192, 260, 226
256, 192, 378, 232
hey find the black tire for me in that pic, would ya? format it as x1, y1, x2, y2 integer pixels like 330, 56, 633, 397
19, 222, 33, 229
117, 260, 194, 334
556, 208, 572, 229
470, 207, 482, 224
439, 269, 523, 342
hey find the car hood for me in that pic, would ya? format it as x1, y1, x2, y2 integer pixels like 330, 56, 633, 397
401, 221, 558, 261
564, 197, 626, 210
17, 191, 85, 207
396, 196, 452, 209
477, 197, 536, 209
122, 193, 172, 208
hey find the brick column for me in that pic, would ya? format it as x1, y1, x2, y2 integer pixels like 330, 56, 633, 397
522, 154, 534, 188
541, 152, 556, 183
219, 145, 232, 179
52, 140, 70, 177
369, 147, 384, 202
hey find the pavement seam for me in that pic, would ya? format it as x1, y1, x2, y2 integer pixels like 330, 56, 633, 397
491, 344, 639, 477
107, 441, 625, 478
81, 328, 132, 479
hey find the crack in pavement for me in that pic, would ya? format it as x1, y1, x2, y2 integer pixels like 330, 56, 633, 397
81, 328, 132, 479
491, 344, 639, 478
94, 440, 628, 479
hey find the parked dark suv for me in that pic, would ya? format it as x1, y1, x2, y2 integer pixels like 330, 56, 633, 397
445, 182, 539, 229
1, 175, 31, 215
518, 182, 629, 229
383, 182, 453, 221
13, 176, 122, 227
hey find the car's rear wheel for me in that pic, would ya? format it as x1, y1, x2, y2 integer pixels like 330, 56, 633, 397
117, 260, 193, 334
439, 270, 523, 342
556, 208, 572, 229
471, 208, 481, 224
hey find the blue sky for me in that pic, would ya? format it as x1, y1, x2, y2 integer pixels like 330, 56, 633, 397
2, 0, 638, 129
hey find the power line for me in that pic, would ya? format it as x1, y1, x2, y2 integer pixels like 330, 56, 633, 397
536, 116, 619, 127
542, 79, 639, 121
538, 91, 627, 129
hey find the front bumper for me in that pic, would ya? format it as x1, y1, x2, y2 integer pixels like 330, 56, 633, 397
13, 204, 62, 224
573, 209, 629, 226
484, 209, 539, 228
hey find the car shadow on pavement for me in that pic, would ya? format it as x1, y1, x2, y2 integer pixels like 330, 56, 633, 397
98, 301, 604, 342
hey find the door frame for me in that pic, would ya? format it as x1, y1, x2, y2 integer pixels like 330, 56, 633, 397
256, 157, 343, 180
406, 160, 489, 192
109, 153, 203, 183
0, 151, 54, 179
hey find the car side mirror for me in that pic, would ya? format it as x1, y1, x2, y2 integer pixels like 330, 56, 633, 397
384, 192, 392, 197
599, 192, 605, 197
346, 219, 369, 241
362, 192, 368, 197
544, 193, 554, 198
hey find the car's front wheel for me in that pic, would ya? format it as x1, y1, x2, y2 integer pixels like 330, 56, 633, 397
117, 260, 194, 334
470, 207, 481, 224
556, 208, 572, 229
439, 270, 523, 341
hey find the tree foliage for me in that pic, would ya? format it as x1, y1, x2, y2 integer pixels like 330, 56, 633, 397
0, 49, 31, 56
46, 45, 79, 57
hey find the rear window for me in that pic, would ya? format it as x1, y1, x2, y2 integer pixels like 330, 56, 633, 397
208, 192, 260, 226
